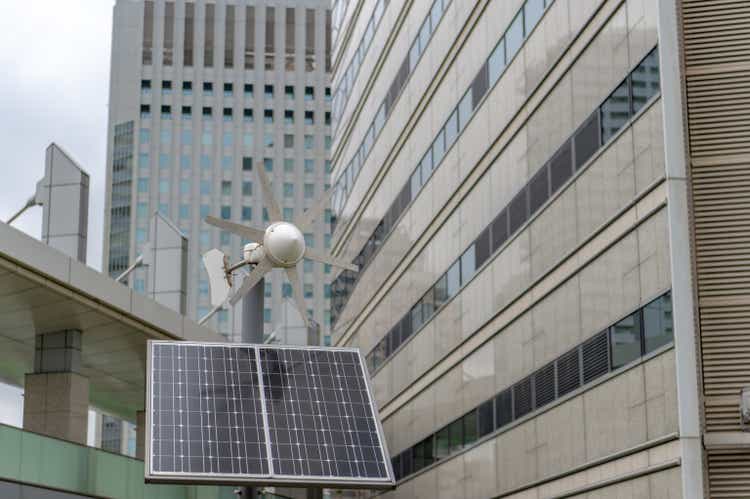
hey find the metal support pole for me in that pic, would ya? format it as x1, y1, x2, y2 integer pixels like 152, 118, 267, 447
307, 319, 322, 499
6, 195, 38, 225
239, 275, 264, 499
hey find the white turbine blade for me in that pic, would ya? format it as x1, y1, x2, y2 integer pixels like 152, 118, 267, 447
229, 258, 273, 306
293, 187, 334, 232
284, 265, 309, 327
303, 247, 359, 272
204, 216, 266, 242
255, 164, 283, 222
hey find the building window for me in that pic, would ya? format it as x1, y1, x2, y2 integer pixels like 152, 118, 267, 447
200, 180, 210, 195
304, 159, 314, 172
225, 5, 235, 68
284, 134, 294, 148
203, 81, 213, 95
140, 105, 150, 118
264, 84, 274, 99
202, 106, 212, 118
220, 206, 231, 219
304, 86, 314, 101
264, 109, 274, 124
242, 157, 253, 171
284, 158, 295, 172
304, 135, 314, 150
245, 6, 255, 69
221, 180, 231, 196
304, 183, 314, 198
243, 108, 254, 123
242, 206, 252, 220
162, 80, 172, 95
141, 79, 151, 93
305, 9, 315, 71
224, 82, 233, 96
284, 110, 294, 124
223, 108, 233, 122
610, 312, 642, 369
184, 3, 194, 66
242, 181, 252, 196
285, 85, 295, 99
264, 158, 273, 171
204, 3, 215, 67
264, 133, 274, 148
304, 111, 314, 125
244, 83, 254, 97
181, 106, 191, 119
142, 1, 154, 64
283, 182, 294, 197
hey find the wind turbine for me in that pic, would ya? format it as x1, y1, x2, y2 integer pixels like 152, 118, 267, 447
199, 163, 357, 327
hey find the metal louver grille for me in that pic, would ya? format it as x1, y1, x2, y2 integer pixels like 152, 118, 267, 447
513, 378, 533, 419
582, 331, 609, 383
683, 1, 750, 423
533, 363, 556, 408
681, 1, 750, 495
556, 347, 581, 396
707, 450, 750, 497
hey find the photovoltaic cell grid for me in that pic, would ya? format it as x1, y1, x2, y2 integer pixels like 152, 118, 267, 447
259, 348, 387, 479
147, 342, 393, 487
150, 343, 268, 476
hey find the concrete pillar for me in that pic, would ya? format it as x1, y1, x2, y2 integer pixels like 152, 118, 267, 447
657, 0, 707, 496
22, 330, 88, 445
36, 143, 89, 263
136, 410, 146, 460
144, 212, 188, 314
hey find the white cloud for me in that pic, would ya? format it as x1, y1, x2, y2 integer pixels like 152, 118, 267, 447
0, 0, 115, 270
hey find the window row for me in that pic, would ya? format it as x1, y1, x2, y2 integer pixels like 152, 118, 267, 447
142, 2, 330, 73
391, 291, 674, 481
137, 127, 325, 153
331, 0, 388, 131
330, 0, 555, 327
137, 154, 330, 177
360, 46, 661, 372
141, 80, 329, 101
140, 103, 330, 126
329, 0, 451, 221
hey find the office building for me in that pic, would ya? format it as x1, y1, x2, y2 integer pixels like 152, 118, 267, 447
104, 0, 334, 345
329, 0, 750, 497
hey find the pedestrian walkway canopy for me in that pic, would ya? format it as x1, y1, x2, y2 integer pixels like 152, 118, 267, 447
0, 221, 222, 420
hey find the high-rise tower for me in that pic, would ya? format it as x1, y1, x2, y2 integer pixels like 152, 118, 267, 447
104, 0, 334, 344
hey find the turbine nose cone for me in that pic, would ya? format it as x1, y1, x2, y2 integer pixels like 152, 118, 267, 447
264, 222, 305, 266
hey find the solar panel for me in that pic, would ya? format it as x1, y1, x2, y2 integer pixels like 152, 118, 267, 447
145, 341, 395, 489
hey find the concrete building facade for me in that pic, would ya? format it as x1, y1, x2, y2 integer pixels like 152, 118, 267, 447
104, 0, 334, 345
329, 0, 750, 497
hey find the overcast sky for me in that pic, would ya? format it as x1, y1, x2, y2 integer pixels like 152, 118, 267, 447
0, 0, 115, 426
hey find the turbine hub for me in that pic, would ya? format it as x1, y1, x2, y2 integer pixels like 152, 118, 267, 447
263, 222, 305, 267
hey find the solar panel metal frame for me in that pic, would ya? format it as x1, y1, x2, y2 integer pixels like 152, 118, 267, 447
145, 340, 396, 489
